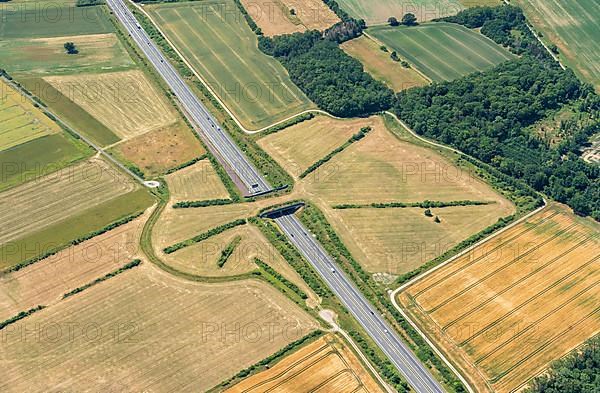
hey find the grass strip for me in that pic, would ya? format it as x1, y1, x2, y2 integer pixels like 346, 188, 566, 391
62, 259, 142, 299
254, 258, 308, 300
163, 219, 247, 254
0, 305, 45, 331
300, 126, 371, 179
217, 236, 241, 268
173, 198, 234, 209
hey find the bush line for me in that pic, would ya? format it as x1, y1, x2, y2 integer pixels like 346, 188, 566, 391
164, 154, 208, 175
173, 198, 234, 209
254, 258, 308, 300
2, 212, 144, 275
300, 126, 371, 179
257, 112, 315, 138
63, 259, 142, 299
333, 200, 494, 209
163, 219, 247, 254
0, 305, 45, 331
217, 236, 241, 268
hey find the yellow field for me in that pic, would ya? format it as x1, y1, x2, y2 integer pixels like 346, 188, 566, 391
342, 35, 430, 91
166, 159, 229, 202
258, 116, 373, 179
0, 78, 60, 151
0, 264, 318, 392
330, 204, 514, 275
44, 70, 177, 140
242, 0, 339, 36
0, 211, 149, 321
0, 158, 137, 247
227, 334, 384, 393
398, 204, 600, 392
112, 121, 206, 176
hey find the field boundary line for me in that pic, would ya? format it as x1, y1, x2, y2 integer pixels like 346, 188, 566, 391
0, 76, 147, 187
130, 1, 341, 134
386, 111, 548, 393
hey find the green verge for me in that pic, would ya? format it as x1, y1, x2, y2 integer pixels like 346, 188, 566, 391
128, 5, 294, 195
0, 305, 45, 331
254, 258, 308, 300
62, 259, 142, 299
0, 189, 154, 271
216, 236, 241, 268
163, 219, 247, 254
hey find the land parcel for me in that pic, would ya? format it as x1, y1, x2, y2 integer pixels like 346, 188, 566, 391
369, 23, 514, 82
147, 0, 315, 130
335, 0, 463, 24
397, 204, 600, 392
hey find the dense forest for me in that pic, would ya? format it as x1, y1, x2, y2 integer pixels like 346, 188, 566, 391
528, 336, 600, 393
259, 29, 393, 117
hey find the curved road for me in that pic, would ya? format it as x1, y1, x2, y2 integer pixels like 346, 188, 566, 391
106, 0, 271, 196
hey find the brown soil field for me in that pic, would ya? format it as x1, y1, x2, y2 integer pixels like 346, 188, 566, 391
165, 159, 229, 202
0, 158, 137, 246
342, 35, 430, 91
258, 116, 373, 179
398, 203, 600, 392
301, 117, 514, 207
0, 211, 149, 321
44, 70, 177, 140
111, 121, 205, 176
241, 0, 339, 36
227, 334, 384, 393
330, 203, 514, 275
0, 264, 318, 392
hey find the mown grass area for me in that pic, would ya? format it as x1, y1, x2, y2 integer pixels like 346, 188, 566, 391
369, 22, 515, 81
146, 0, 315, 130
0, 188, 154, 270
515, 0, 600, 91
335, 0, 463, 24
0, 5, 113, 39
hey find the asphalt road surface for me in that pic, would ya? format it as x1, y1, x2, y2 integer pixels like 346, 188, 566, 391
106, 0, 271, 196
275, 214, 445, 393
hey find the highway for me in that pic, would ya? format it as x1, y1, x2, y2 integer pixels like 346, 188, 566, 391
275, 214, 445, 393
105, 0, 271, 196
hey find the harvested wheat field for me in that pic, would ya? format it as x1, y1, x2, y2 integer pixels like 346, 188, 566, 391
302, 118, 515, 207
166, 159, 229, 202
0, 264, 318, 392
0, 211, 149, 321
111, 122, 205, 176
242, 0, 339, 36
398, 203, 600, 392
44, 70, 176, 140
258, 116, 374, 179
330, 203, 513, 275
227, 334, 384, 393
0, 158, 137, 247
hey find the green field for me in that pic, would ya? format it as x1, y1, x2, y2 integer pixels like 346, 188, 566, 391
0, 5, 113, 39
147, 0, 315, 130
370, 23, 515, 81
336, 0, 463, 24
515, 0, 600, 91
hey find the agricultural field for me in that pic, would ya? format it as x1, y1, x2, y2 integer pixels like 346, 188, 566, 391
335, 0, 463, 24
147, 0, 315, 130
241, 0, 339, 36
0, 33, 135, 76
0, 158, 153, 270
369, 23, 515, 82
0, 264, 318, 392
341, 35, 430, 91
165, 159, 229, 202
515, 0, 600, 91
0, 211, 148, 321
397, 204, 600, 392
110, 122, 206, 176
227, 334, 384, 393
44, 70, 177, 140
257, 116, 374, 179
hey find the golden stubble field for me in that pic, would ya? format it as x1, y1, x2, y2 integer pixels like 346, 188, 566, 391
0, 157, 137, 247
227, 334, 384, 393
165, 159, 229, 202
0, 210, 149, 321
0, 264, 318, 392
397, 203, 600, 392
45, 70, 177, 140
